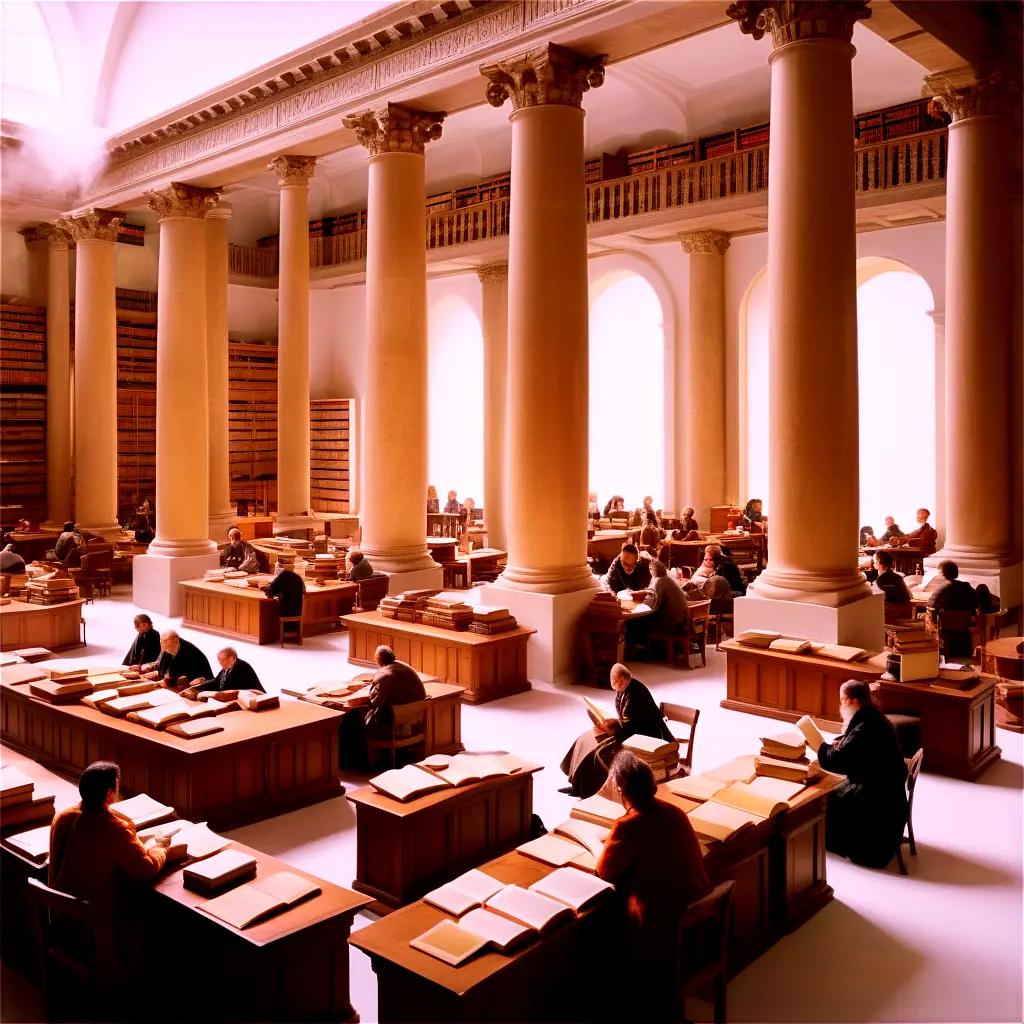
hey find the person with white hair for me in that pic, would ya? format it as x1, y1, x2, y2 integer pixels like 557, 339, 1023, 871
141, 630, 212, 690
0, 543, 25, 574
182, 646, 264, 702
220, 527, 260, 573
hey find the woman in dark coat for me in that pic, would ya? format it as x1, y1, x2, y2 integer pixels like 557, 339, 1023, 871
560, 664, 673, 798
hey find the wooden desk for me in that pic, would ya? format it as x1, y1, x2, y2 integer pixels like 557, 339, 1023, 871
4, 530, 60, 563
586, 530, 634, 564
862, 545, 925, 576
0, 685, 344, 828
578, 600, 651, 685
347, 763, 542, 911
351, 760, 837, 1022
342, 612, 535, 705
455, 547, 506, 585
427, 537, 459, 565
872, 676, 1001, 780
180, 576, 357, 644
235, 515, 275, 540
0, 598, 86, 652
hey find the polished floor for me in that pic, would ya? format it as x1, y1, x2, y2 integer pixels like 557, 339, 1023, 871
2, 589, 1021, 1023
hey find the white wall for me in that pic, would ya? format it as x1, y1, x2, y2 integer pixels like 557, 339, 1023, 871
228, 284, 278, 341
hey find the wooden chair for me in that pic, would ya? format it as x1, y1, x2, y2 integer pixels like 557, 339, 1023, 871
935, 608, 976, 660
708, 596, 734, 650
356, 572, 390, 612
677, 879, 736, 1024
279, 615, 303, 646
660, 702, 699, 775
895, 748, 924, 876
366, 699, 428, 769
27, 877, 99, 1023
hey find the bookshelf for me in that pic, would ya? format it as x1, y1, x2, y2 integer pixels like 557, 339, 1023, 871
117, 390, 156, 515
229, 337, 278, 514
310, 399, 353, 514
0, 303, 47, 521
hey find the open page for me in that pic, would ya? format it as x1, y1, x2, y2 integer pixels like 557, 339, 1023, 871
255, 870, 321, 906
687, 800, 762, 842
570, 793, 627, 828
459, 907, 533, 952
485, 885, 574, 933
200, 884, 282, 929
517, 833, 587, 868
529, 867, 613, 913
370, 764, 451, 801
795, 715, 826, 750
665, 774, 725, 803
711, 782, 787, 819
409, 920, 489, 967
553, 818, 609, 859
110, 793, 174, 828
425, 868, 504, 916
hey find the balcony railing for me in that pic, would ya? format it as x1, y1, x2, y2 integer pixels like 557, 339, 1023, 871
227, 128, 948, 279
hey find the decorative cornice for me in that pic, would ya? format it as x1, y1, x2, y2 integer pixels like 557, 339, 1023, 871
924, 66, 1015, 123
679, 230, 730, 256
20, 223, 70, 250
343, 104, 445, 155
481, 42, 606, 111
476, 262, 508, 283
146, 183, 222, 220
56, 209, 124, 243
269, 155, 318, 186
726, 1, 870, 48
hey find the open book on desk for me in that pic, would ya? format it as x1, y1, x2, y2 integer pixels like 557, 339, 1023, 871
369, 764, 450, 802
517, 833, 593, 869
553, 817, 609, 860
110, 793, 175, 829
424, 868, 504, 916
419, 752, 525, 787
570, 793, 628, 828
166, 717, 225, 739
583, 697, 616, 731
199, 870, 321, 929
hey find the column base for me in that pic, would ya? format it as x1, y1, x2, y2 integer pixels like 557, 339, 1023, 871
496, 563, 599, 596
208, 510, 238, 542
361, 541, 439, 576
924, 550, 1022, 608
133, 552, 220, 616
79, 522, 129, 542
481, 581, 598, 685
384, 566, 443, 595
734, 592, 884, 652
747, 567, 872, 607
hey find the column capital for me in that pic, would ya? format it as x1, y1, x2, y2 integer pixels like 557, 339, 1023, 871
205, 205, 233, 222
481, 42, 606, 112
924, 66, 1016, 123
679, 230, 731, 256
477, 262, 509, 284
269, 155, 317, 186
20, 223, 70, 250
56, 208, 124, 243
146, 183, 222, 220
726, 1, 869, 48
342, 104, 445, 156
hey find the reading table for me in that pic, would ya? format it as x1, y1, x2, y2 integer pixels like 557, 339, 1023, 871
0, 598, 86, 652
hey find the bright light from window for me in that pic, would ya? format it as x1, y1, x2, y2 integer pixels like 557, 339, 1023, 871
744, 270, 770, 511
589, 272, 665, 510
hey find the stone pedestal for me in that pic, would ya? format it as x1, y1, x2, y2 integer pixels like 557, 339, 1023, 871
133, 552, 220, 617
734, 592, 884, 653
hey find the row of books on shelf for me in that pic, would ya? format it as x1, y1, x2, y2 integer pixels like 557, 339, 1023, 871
369, 752, 528, 802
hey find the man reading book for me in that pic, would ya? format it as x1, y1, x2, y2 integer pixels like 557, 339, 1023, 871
560, 664, 673, 798
366, 645, 426, 737
142, 631, 213, 690
815, 680, 908, 869
597, 751, 710, 1022
122, 613, 161, 668
181, 647, 265, 702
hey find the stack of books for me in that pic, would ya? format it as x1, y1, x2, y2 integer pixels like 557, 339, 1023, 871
304, 553, 343, 585
29, 669, 91, 704
24, 571, 79, 605
758, 730, 808, 763
468, 606, 519, 636
885, 623, 940, 682
0, 765, 56, 832
380, 595, 420, 621
421, 597, 474, 631
621, 733, 680, 782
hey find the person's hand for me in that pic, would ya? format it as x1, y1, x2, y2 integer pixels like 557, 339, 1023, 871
165, 841, 189, 863
213, 690, 237, 702
141, 671, 158, 680
180, 688, 198, 701
189, 677, 204, 688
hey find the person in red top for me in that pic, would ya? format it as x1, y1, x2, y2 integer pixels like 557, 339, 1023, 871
597, 750, 711, 1021
898, 507, 937, 556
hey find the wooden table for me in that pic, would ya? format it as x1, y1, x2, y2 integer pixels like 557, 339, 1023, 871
342, 612, 535, 704
235, 515, 275, 540
577, 600, 651, 685
347, 762, 542, 912
872, 675, 1001, 780
586, 530, 634, 564
861, 545, 926, 576
3, 530, 60, 563
455, 548, 506, 585
0, 684, 344, 828
180, 576, 357, 644
351, 758, 837, 1022
0, 598, 86, 652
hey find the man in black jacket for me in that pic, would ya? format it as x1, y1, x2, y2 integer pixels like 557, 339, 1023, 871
265, 563, 305, 617
182, 647, 264, 702
365, 645, 426, 735
817, 679, 908, 868
122, 614, 161, 667
603, 543, 652, 595
142, 631, 213, 690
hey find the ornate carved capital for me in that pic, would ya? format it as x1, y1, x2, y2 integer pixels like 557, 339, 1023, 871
56, 208, 125, 243
20, 223, 70, 250
342, 104, 445, 156
205, 205, 233, 222
269, 155, 317, 186
726, 1, 870, 48
680, 230, 731, 256
924, 66, 1015, 123
480, 42, 606, 111
145, 183, 222, 219
476, 262, 508, 284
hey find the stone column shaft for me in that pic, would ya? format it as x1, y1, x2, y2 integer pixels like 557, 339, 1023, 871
479, 263, 509, 550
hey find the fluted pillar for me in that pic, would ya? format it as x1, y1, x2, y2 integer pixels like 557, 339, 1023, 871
205, 206, 235, 539
270, 155, 315, 521
342, 105, 445, 583
57, 209, 123, 537
478, 263, 509, 551
923, 68, 1021, 603
679, 230, 729, 529
133, 184, 220, 615
727, 1, 880, 647
22, 226, 73, 528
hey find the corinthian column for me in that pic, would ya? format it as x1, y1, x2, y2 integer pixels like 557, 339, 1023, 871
923, 68, 1021, 604
22, 225, 73, 528
727, 0, 881, 649
478, 43, 604, 683
270, 155, 315, 524
342, 104, 444, 588
478, 263, 509, 551
679, 230, 729, 529
205, 206, 235, 540
57, 209, 123, 538
133, 184, 221, 614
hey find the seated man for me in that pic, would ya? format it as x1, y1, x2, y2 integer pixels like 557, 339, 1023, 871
560, 663, 674, 798
713, 544, 747, 595
871, 550, 911, 605
142, 630, 212, 690
740, 497, 764, 530
0, 543, 25, 574
641, 496, 661, 529
680, 507, 699, 534
604, 543, 652, 595
50, 761, 185, 982
443, 490, 463, 515
347, 549, 374, 582
220, 527, 260, 573
899, 508, 937, 555
182, 646, 264, 702
54, 521, 84, 562
628, 559, 688, 644
265, 562, 305, 618
880, 515, 903, 544
122, 613, 161, 667
928, 559, 977, 658
366, 645, 426, 737
815, 680, 908, 869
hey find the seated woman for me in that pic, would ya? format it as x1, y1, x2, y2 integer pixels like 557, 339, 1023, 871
560, 663, 673, 798
860, 525, 877, 548
426, 485, 440, 515
641, 496, 661, 529
714, 544, 747, 595
220, 528, 260, 574
816, 680, 908, 869
597, 751, 711, 1022
880, 516, 903, 543
685, 547, 732, 600
603, 495, 626, 518
740, 497, 764, 530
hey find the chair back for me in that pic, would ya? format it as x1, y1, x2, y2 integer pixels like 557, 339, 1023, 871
357, 572, 390, 612
906, 747, 924, 806
391, 699, 428, 735
27, 877, 97, 996
81, 549, 113, 574
661, 702, 699, 771
677, 880, 736, 1023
